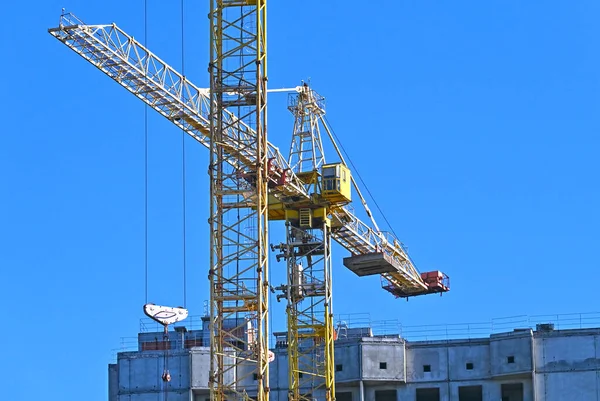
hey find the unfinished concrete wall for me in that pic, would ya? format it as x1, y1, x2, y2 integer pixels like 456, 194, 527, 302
333, 341, 361, 383
404, 335, 535, 401
534, 330, 600, 401
447, 341, 490, 382
490, 330, 533, 378
190, 348, 210, 389
536, 371, 599, 401
111, 327, 600, 401
406, 343, 448, 383
190, 347, 237, 393
115, 350, 190, 401
109, 364, 119, 401
361, 338, 406, 382
270, 349, 287, 397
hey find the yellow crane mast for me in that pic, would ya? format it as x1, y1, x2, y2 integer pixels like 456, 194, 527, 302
48, 6, 450, 401
208, 1, 270, 400
271, 85, 335, 401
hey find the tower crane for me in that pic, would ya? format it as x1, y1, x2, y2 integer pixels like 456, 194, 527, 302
49, 5, 449, 401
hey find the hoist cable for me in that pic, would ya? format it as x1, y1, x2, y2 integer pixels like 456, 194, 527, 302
143, 0, 149, 305
163, 329, 170, 401
180, 0, 187, 309
323, 115, 399, 240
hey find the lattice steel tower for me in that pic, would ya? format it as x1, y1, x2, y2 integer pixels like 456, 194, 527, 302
273, 85, 335, 401
287, 83, 326, 174
208, 1, 269, 400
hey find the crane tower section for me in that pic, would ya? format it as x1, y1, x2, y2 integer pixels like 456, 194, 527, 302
209, 1, 269, 401
272, 86, 336, 401
287, 84, 326, 177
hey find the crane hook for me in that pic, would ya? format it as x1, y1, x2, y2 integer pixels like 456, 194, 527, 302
162, 370, 171, 382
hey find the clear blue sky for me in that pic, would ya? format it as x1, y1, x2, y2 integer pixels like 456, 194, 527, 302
1, 1, 599, 400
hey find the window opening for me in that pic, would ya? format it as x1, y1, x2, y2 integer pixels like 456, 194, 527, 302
416, 388, 440, 401
335, 392, 352, 401
375, 390, 397, 401
459, 385, 482, 401
501, 383, 524, 401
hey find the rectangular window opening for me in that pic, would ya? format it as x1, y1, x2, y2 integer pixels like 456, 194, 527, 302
336, 364, 343, 372
335, 392, 352, 401
501, 383, 524, 401
466, 362, 474, 370
423, 364, 431, 372
375, 389, 397, 401
459, 385, 482, 401
507, 356, 515, 364
416, 387, 440, 401
379, 362, 387, 369
252, 373, 258, 381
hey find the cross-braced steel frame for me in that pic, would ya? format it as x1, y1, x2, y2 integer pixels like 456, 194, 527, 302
283, 223, 335, 401
209, 1, 269, 400
276, 85, 335, 401
287, 85, 326, 174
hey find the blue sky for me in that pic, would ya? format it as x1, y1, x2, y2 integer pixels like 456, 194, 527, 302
1, 1, 599, 400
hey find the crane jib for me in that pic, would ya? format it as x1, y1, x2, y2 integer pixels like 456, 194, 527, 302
48, 12, 449, 299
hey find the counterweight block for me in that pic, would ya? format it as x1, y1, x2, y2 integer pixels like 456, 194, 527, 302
343, 252, 399, 276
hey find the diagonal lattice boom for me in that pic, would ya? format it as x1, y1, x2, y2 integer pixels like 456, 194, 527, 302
48, 11, 440, 303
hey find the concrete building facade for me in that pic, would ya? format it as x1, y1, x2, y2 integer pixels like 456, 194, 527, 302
109, 322, 600, 401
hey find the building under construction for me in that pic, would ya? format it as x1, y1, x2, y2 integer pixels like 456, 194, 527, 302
46, 2, 600, 401
108, 316, 600, 401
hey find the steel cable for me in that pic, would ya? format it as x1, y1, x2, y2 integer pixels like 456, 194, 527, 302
323, 115, 399, 240
180, 0, 187, 309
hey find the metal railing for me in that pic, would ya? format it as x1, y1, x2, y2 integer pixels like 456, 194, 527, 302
109, 311, 600, 361
336, 311, 600, 342
109, 337, 139, 362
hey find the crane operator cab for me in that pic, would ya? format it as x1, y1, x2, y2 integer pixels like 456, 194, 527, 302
321, 163, 352, 204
